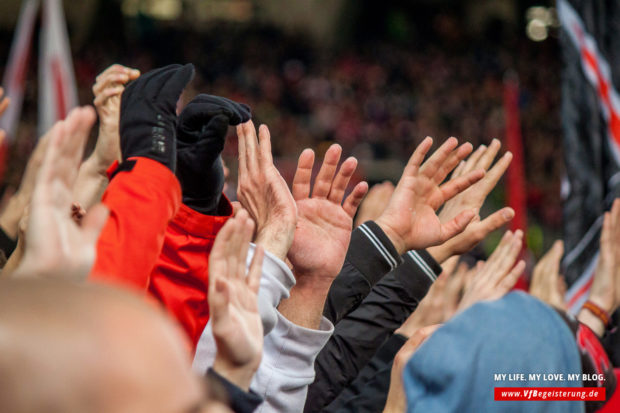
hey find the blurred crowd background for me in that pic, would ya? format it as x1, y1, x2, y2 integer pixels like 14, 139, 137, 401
0, 0, 561, 257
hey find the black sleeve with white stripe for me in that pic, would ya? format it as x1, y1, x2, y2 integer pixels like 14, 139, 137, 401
323, 221, 402, 325
306, 248, 441, 413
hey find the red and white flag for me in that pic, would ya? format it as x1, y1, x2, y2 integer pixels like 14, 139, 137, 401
0, 0, 39, 141
38, 0, 78, 136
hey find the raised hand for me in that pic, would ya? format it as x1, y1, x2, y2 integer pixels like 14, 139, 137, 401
427, 140, 514, 263
288, 144, 368, 284
375, 137, 484, 255
177, 94, 250, 214
210, 210, 265, 391
529, 240, 567, 310
353, 181, 394, 228
92, 64, 140, 168
237, 120, 296, 260
277, 144, 368, 329
579, 199, 620, 336
457, 230, 525, 312
12, 107, 109, 279
119, 64, 195, 171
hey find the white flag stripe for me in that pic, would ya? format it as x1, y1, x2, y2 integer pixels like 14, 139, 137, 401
0, 0, 39, 140
38, 0, 78, 136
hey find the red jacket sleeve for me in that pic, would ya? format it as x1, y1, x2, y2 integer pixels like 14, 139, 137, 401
148, 198, 232, 349
89, 157, 182, 291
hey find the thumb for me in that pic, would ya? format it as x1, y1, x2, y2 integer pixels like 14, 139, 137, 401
439, 209, 476, 243
81, 203, 109, 245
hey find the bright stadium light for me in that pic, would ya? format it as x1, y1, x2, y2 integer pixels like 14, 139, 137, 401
525, 6, 555, 42
526, 18, 548, 41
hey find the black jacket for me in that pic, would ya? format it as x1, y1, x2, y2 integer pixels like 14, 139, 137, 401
325, 333, 407, 413
304, 222, 441, 413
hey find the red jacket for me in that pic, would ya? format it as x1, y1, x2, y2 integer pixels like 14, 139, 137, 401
90, 157, 232, 351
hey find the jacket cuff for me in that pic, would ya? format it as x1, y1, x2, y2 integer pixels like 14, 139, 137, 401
395, 250, 441, 296
171, 195, 233, 239
249, 243, 296, 335
347, 221, 403, 286
262, 312, 334, 379
207, 368, 264, 413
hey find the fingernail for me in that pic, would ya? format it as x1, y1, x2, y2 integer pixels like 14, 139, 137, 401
502, 209, 515, 219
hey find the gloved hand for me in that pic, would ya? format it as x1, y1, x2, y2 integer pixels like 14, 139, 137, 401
176, 94, 251, 214
119, 63, 195, 172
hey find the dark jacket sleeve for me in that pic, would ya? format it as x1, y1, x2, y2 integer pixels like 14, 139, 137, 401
305, 249, 441, 413
324, 334, 407, 413
206, 368, 264, 413
323, 221, 402, 325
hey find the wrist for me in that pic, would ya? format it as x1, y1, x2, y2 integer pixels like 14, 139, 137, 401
427, 244, 450, 264
578, 307, 606, 338
212, 356, 257, 392
254, 222, 295, 261
375, 216, 406, 255
587, 294, 616, 315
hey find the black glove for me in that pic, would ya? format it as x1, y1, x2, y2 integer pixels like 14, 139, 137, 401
176, 94, 251, 215
119, 63, 195, 172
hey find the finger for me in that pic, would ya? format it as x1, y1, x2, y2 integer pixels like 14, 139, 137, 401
431, 141, 473, 185
479, 151, 513, 195
225, 214, 245, 279
401, 137, 433, 180
241, 120, 259, 173
209, 218, 235, 285
258, 124, 274, 166
95, 64, 134, 82
475, 207, 515, 239
93, 87, 124, 107
92, 72, 130, 95
499, 259, 526, 291
491, 230, 524, 284
80, 201, 108, 238
236, 123, 248, 177
343, 181, 369, 218
328, 156, 358, 204
237, 214, 254, 280
483, 230, 514, 274
475, 138, 501, 171
438, 209, 476, 243
292, 148, 315, 201
419, 137, 458, 180
248, 245, 264, 294
312, 144, 342, 198
435, 169, 485, 209
460, 144, 486, 175
451, 160, 466, 179
210, 277, 231, 324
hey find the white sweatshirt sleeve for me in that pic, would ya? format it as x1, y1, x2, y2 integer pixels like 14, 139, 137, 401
253, 312, 334, 413
192, 243, 334, 412
193, 243, 295, 371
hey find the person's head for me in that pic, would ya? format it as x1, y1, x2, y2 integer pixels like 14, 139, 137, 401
403, 292, 591, 413
0, 279, 224, 413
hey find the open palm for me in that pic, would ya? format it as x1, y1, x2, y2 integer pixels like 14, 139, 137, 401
287, 145, 368, 281
376, 137, 485, 254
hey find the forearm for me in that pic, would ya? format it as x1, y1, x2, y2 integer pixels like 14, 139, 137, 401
323, 221, 402, 324
72, 155, 111, 210
278, 278, 331, 330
